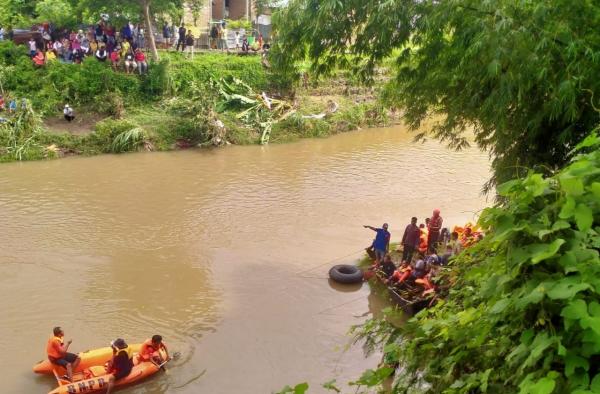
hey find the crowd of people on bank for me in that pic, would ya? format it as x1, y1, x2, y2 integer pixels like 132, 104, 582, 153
364, 209, 483, 297
23, 19, 149, 74
1, 17, 270, 68
160, 21, 267, 56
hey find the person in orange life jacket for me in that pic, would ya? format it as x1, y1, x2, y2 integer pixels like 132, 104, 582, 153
461, 226, 475, 247
418, 223, 428, 254
427, 209, 443, 253
364, 223, 390, 261
416, 255, 440, 295
46, 326, 80, 382
139, 334, 169, 364
395, 259, 428, 285
105, 338, 134, 394
390, 260, 412, 284
401, 217, 420, 262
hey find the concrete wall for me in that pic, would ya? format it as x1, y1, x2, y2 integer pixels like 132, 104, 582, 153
229, 0, 249, 20
212, 0, 225, 20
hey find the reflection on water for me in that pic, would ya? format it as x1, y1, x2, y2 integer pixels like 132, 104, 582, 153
0, 126, 489, 393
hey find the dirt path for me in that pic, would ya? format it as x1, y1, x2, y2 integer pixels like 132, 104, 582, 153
44, 113, 106, 135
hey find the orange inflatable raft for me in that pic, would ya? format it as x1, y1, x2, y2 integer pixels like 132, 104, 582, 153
47, 348, 168, 394
33, 344, 142, 375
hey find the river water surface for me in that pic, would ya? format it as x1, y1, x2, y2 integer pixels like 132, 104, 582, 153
0, 126, 490, 393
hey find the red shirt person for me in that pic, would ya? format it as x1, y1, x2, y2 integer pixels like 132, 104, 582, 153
427, 209, 443, 253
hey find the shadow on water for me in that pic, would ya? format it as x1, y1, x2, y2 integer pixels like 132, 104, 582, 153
327, 279, 364, 292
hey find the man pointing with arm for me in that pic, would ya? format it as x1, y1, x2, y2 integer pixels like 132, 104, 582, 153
364, 223, 391, 262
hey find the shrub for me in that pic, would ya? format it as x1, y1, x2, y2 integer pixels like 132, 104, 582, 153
361, 132, 600, 393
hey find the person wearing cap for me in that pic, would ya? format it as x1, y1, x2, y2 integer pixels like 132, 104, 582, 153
364, 223, 391, 261
46, 326, 80, 382
63, 105, 75, 122
106, 338, 134, 394
427, 209, 443, 253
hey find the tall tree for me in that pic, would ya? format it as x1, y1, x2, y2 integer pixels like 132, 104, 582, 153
271, 0, 600, 191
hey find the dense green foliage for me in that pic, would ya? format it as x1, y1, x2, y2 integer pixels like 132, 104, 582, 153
351, 132, 600, 393
272, 0, 600, 191
0, 40, 386, 162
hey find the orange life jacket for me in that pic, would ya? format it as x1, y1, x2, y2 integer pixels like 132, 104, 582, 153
46, 336, 63, 359
141, 339, 158, 356
418, 228, 428, 253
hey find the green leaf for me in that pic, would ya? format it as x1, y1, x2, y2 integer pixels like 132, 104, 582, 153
497, 179, 520, 196
538, 220, 571, 239
293, 383, 309, 394
530, 239, 565, 264
575, 204, 593, 231
547, 277, 590, 300
559, 251, 578, 273
490, 298, 511, 314
322, 379, 341, 393
565, 353, 589, 377
561, 299, 589, 320
561, 177, 585, 196
592, 183, 600, 199
487, 59, 501, 76
559, 196, 577, 219
590, 373, 600, 392
530, 376, 556, 394
574, 133, 600, 151
450, 379, 465, 389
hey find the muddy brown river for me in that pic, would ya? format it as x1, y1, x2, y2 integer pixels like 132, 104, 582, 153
0, 126, 490, 393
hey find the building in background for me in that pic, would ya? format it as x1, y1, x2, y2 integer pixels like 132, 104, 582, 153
211, 0, 256, 20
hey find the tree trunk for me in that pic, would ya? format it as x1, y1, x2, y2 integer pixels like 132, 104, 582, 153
141, 0, 159, 61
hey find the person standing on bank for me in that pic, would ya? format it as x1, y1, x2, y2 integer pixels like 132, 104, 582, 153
401, 216, 420, 262
46, 326, 81, 382
185, 31, 195, 58
427, 209, 443, 253
176, 24, 186, 51
364, 223, 391, 261
63, 104, 75, 122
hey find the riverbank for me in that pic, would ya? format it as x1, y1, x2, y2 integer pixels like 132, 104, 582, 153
0, 42, 394, 163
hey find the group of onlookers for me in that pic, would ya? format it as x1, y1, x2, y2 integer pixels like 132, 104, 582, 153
23, 19, 148, 75
162, 21, 267, 55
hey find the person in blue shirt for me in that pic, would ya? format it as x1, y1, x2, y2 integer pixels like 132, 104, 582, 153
364, 223, 391, 261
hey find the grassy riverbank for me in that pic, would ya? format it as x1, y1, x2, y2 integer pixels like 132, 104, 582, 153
0, 42, 392, 163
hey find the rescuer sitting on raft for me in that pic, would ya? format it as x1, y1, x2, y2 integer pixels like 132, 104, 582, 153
105, 338, 134, 394
46, 326, 81, 382
389, 260, 412, 284
139, 335, 170, 365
